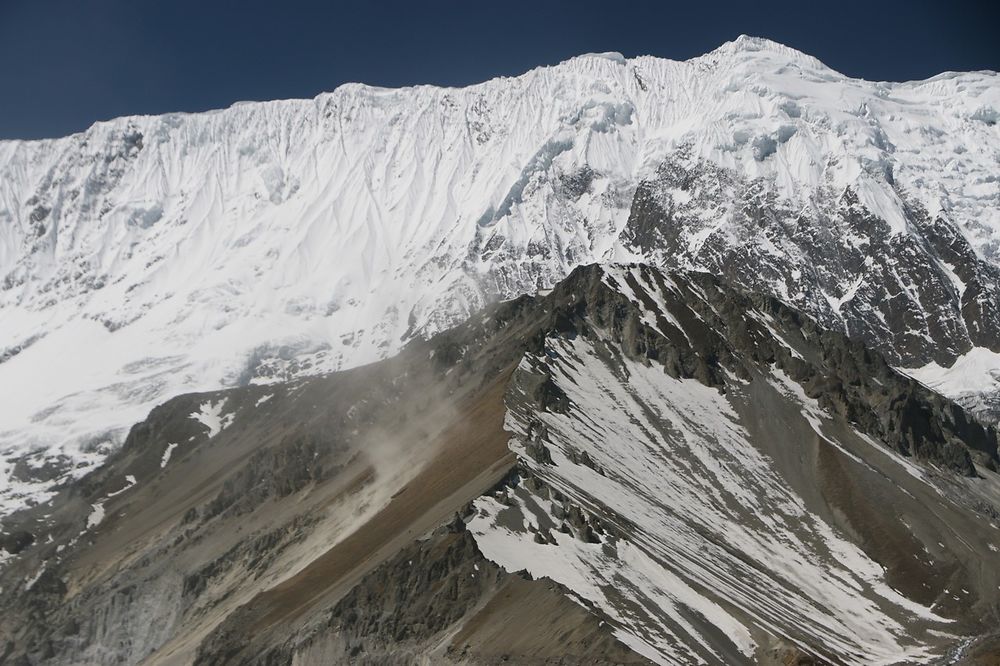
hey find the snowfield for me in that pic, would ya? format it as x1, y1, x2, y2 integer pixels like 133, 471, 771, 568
0, 35, 998, 514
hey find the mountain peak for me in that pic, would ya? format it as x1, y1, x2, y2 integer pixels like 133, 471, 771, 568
571, 51, 627, 65
1, 36, 999, 518
703, 34, 831, 70
731, 33, 787, 50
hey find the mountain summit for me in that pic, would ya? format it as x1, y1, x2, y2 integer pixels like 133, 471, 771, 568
1, 38, 999, 515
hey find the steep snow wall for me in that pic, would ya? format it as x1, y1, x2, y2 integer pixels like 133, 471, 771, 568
1, 36, 998, 512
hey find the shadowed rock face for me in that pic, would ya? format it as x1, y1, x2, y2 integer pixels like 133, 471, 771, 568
621, 152, 1000, 369
195, 518, 652, 666
1, 264, 999, 665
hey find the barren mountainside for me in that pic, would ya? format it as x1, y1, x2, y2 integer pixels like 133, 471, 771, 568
2, 264, 999, 665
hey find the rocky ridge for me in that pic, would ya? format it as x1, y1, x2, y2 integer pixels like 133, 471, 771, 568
1, 264, 999, 664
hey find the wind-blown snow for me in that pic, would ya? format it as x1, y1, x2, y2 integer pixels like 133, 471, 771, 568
1, 35, 998, 514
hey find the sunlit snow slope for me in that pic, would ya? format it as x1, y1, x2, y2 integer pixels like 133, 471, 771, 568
1, 36, 998, 512
470, 265, 1000, 665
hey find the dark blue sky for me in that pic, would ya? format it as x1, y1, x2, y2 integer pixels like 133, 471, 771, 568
1, 0, 997, 140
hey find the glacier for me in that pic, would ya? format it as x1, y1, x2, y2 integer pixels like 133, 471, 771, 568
1, 35, 999, 513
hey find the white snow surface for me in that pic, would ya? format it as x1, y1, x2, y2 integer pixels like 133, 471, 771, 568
160, 443, 177, 468
471, 332, 953, 665
86, 503, 105, 529
189, 399, 234, 439
905, 347, 1000, 397
1, 35, 999, 513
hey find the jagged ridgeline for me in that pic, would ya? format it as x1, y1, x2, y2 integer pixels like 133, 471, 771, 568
2, 264, 998, 665
3, 37, 1000, 519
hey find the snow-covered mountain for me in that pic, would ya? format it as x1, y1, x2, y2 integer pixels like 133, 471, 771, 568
471, 264, 1000, 665
3, 263, 998, 664
1, 36, 999, 513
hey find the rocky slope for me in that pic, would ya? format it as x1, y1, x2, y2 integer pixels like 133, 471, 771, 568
471, 265, 1000, 664
1, 264, 999, 665
2, 36, 999, 514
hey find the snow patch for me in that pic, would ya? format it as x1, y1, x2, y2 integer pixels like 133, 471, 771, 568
23, 565, 46, 591
106, 475, 137, 497
189, 399, 235, 438
86, 503, 105, 529
161, 442, 178, 468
